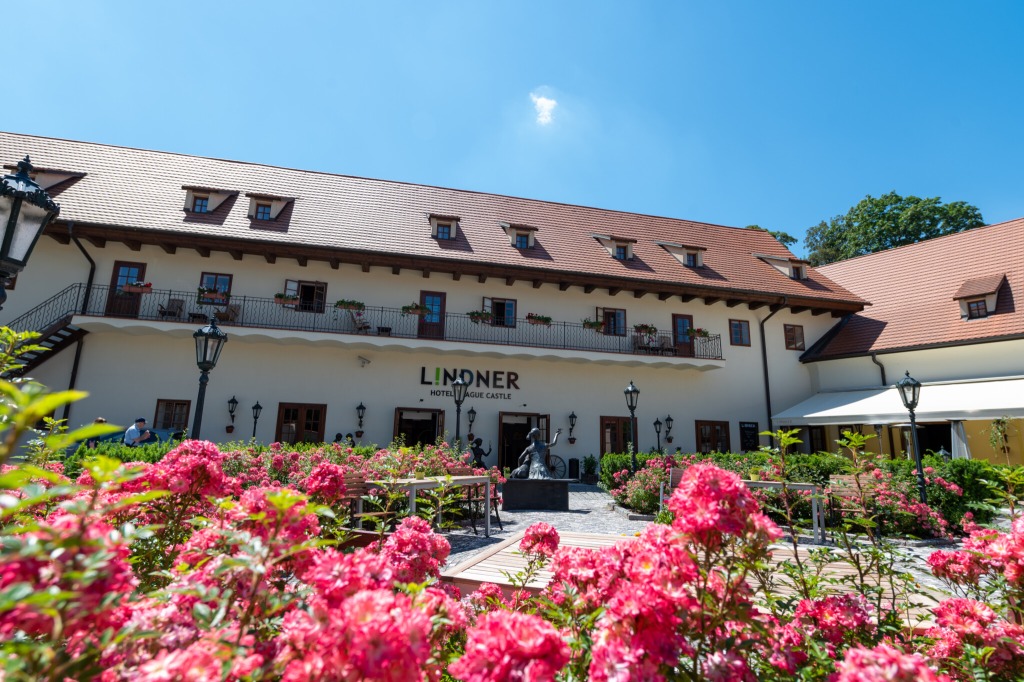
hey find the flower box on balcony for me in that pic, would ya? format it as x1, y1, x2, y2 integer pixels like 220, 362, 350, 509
122, 283, 152, 294
197, 288, 225, 303
633, 323, 658, 337
688, 327, 711, 339
467, 310, 493, 324
334, 299, 365, 311
401, 303, 430, 316
526, 313, 552, 326
581, 318, 604, 332
274, 294, 299, 305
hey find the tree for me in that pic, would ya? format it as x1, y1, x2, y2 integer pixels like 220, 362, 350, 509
804, 192, 984, 266
745, 224, 797, 248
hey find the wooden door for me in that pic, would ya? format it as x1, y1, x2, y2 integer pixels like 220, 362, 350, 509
105, 261, 147, 318
672, 314, 695, 357
695, 420, 730, 453
600, 416, 636, 455
417, 291, 446, 339
275, 403, 327, 444
498, 412, 549, 472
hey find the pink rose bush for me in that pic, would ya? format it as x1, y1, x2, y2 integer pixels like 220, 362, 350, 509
3, 440, 1023, 681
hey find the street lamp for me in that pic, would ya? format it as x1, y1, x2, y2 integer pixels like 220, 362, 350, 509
665, 414, 674, 444
452, 377, 469, 447
895, 371, 927, 503
467, 406, 476, 433
227, 396, 239, 423
623, 380, 640, 471
251, 400, 263, 440
356, 402, 366, 428
190, 316, 228, 440
568, 411, 578, 438
0, 157, 60, 310
654, 418, 662, 452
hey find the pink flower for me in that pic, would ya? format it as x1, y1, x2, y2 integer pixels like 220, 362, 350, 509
667, 464, 781, 548
520, 522, 560, 559
304, 462, 348, 504
837, 644, 949, 682
381, 516, 450, 584
450, 611, 569, 682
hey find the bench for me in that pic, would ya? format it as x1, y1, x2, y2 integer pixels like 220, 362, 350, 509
827, 474, 881, 525
339, 474, 391, 529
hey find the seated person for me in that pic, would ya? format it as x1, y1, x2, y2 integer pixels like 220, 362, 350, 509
124, 417, 153, 447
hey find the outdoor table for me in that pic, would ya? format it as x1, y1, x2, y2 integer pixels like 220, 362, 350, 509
742, 480, 826, 544
369, 475, 492, 537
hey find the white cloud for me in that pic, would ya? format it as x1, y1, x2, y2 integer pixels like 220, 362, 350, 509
530, 92, 557, 125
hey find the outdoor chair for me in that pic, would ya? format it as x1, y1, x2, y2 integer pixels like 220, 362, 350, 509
157, 298, 184, 319
827, 474, 881, 532
214, 303, 241, 324
450, 465, 503, 535
339, 473, 390, 530
658, 467, 686, 512
658, 335, 677, 356
632, 334, 656, 355
347, 309, 371, 334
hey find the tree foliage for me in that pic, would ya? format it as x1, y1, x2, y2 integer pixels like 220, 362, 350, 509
804, 192, 984, 266
745, 224, 797, 248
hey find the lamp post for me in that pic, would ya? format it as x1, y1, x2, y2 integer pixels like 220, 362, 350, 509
654, 418, 662, 452
190, 316, 228, 440
0, 157, 61, 310
623, 380, 640, 471
896, 371, 927, 504
251, 401, 262, 440
452, 377, 469, 447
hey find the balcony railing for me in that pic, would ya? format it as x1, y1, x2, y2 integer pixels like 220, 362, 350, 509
8, 284, 725, 361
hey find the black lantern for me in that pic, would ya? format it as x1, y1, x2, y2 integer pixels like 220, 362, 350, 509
895, 371, 927, 503
190, 316, 228, 439
623, 380, 640, 471
665, 414, 674, 442
654, 417, 662, 452
0, 157, 60, 309
227, 395, 239, 423
568, 411, 578, 437
467, 406, 476, 432
356, 402, 366, 428
452, 377, 469, 447
251, 400, 263, 440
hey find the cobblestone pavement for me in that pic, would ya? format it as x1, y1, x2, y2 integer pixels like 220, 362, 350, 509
444, 483, 649, 568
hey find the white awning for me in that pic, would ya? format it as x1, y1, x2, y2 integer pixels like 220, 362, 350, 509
773, 377, 1024, 426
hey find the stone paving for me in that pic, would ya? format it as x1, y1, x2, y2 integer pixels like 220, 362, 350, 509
441, 483, 994, 599
444, 483, 649, 568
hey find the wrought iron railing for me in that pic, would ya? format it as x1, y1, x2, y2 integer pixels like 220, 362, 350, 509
5, 284, 725, 361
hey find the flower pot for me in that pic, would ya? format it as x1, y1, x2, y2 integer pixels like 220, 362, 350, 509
273, 298, 294, 305
748, 472, 760, 482
225, 425, 235, 434
200, 292, 222, 302
568, 437, 577, 445
414, 470, 425, 480
355, 430, 364, 438
666, 436, 674, 444
123, 285, 152, 294
527, 318, 550, 326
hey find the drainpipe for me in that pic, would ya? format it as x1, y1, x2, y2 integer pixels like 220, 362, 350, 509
61, 337, 85, 423
69, 222, 95, 314
759, 296, 787, 434
870, 352, 897, 456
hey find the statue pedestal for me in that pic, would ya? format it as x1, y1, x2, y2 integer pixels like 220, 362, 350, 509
502, 479, 570, 511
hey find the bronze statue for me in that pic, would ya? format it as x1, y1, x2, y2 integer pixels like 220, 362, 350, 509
510, 427, 562, 479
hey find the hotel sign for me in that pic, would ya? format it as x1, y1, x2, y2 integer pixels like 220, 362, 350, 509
420, 366, 520, 401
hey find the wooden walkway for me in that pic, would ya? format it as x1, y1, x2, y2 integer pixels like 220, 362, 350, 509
441, 531, 939, 627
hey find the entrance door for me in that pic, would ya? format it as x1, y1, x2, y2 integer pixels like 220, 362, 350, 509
672, 314, 694, 357
394, 408, 445, 446
105, 261, 147, 318
276, 403, 327, 444
695, 420, 730, 453
417, 291, 446, 340
600, 416, 636, 455
498, 412, 549, 472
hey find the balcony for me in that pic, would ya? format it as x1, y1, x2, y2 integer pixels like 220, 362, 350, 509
10, 284, 726, 366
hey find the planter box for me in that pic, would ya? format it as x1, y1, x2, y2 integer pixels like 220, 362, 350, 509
526, 318, 551, 326
122, 285, 152, 294
199, 292, 222, 302
273, 298, 296, 305
334, 304, 364, 311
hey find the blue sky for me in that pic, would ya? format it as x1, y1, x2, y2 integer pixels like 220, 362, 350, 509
6, 2, 1023, 255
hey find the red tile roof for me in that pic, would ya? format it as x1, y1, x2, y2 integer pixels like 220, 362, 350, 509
0, 131, 866, 309
810, 219, 1024, 359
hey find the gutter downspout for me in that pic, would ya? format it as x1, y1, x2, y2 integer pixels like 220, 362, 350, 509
69, 223, 96, 314
870, 351, 897, 457
759, 296, 787, 435
62, 222, 94, 423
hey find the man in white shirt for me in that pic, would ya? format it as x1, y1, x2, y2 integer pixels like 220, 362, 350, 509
124, 417, 152, 446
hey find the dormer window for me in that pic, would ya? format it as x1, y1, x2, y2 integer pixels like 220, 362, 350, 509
4, 164, 85, 190
245, 192, 294, 222
657, 242, 706, 268
183, 186, 238, 214
592, 233, 636, 261
954, 274, 1005, 319
500, 222, 538, 249
429, 214, 460, 240
755, 253, 809, 280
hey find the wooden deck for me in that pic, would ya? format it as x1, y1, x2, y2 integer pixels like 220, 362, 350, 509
441, 531, 939, 627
